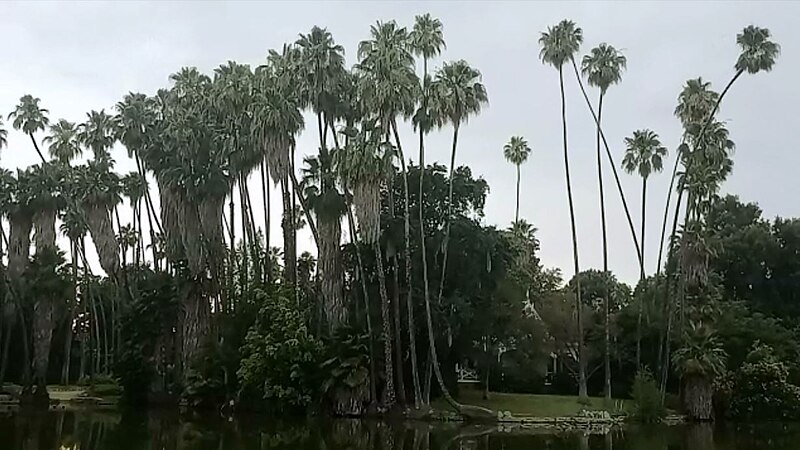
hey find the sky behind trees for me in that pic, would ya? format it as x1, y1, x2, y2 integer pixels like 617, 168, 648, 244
1, 1, 797, 283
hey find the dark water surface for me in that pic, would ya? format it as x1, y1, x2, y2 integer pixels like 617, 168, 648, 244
1, 410, 798, 449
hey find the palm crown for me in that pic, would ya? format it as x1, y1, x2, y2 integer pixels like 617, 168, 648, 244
735, 25, 780, 74
8, 95, 50, 136
581, 43, 626, 92
0, 118, 7, 152
44, 119, 82, 164
410, 13, 446, 61
675, 78, 719, 129
433, 60, 488, 126
539, 20, 583, 68
503, 136, 531, 166
623, 129, 668, 179
79, 110, 118, 162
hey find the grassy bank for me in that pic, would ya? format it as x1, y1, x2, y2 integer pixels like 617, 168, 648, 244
434, 391, 630, 417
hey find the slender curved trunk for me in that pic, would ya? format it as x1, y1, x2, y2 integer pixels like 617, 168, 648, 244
570, 59, 642, 268
636, 176, 648, 369
346, 206, 377, 404
595, 91, 612, 400
29, 133, 46, 164
413, 56, 432, 409
436, 122, 460, 305
392, 119, 419, 406
289, 169, 320, 249
515, 165, 521, 223
559, 65, 587, 400
374, 242, 395, 409
391, 256, 406, 405
656, 152, 681, 375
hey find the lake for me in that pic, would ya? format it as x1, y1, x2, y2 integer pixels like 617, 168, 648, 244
1, 410, 798, 449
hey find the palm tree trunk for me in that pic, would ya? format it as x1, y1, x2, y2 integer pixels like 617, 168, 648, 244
636, 176, 648, 369
29, 133, 46, 163
656, 152, 681, 374
392, 119, 420, 407
391, 256, 407, 405
559, 65, 587, 400
429, 120, 465, 411
61, 240, 79, 384
289, 169, 320, 249
346, 205, 378, 404
281, 177, 296, 285
595, 91, 612, 401
260, 160, 270, 284
515, 164, 521, 223
374, 242, 396, 409
570, 59, 642, 268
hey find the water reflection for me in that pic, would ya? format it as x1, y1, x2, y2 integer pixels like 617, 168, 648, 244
1, 410, 799, 450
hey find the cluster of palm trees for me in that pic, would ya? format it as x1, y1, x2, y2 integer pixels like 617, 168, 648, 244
0, 14, 494, 412
0, 13, 781, 415
499, 21, 778, 403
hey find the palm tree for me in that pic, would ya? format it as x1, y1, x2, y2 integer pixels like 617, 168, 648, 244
357, 19, 421, 407
44, 119, 82, 165
623, 129, 667, 368
296, 27, 348, 333
8, 95, 50, 163
58, 204, 89, 384
409, 12, 445, 408
539, 19, 588, 400
502, 136, 532, 223
581, 43, 625, 399
28, 162, 63, 400
78, 110, 117, 163
428, 59, 487, 407
672, 322, 727, 421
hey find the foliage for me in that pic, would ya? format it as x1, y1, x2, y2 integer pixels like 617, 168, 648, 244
115, 270, 179, 404
729, 344, 800, 421
631, 369, 666, 423
237, 288, 323, 412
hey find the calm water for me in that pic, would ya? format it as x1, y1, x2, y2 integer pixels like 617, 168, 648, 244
1, 410, 798, 450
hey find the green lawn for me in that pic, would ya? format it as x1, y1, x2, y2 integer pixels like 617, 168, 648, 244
435, 390, 630, 417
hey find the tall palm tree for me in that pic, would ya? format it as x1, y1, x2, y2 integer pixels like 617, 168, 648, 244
357, 19, 420, 407
8, 95, 50, 163
502, 136, 532, 223
296, 27, 348, 333
428, 59, 487, 407
581, 43, 625, 399
58, 204, 89, 384
539, 19, 588, 400
660, 26, 778, 386
623, 129, 667, 367
409, 12, 445, 408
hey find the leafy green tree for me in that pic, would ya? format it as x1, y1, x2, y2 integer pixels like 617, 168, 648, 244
502, 136, 531, 223
539, 19, 588, 400
238, 289, 323, 412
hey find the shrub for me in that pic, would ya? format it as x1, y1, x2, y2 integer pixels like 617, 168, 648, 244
237, 289, 323, 412
631, 369, 666, 423
729, 344, 800, 421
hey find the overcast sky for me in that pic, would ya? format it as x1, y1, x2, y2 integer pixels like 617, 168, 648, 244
1, 1, 797, 285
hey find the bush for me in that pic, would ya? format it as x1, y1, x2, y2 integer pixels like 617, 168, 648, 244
729, 344, 800, 421
237, 289, 323, 412
631, 369, 666, 423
